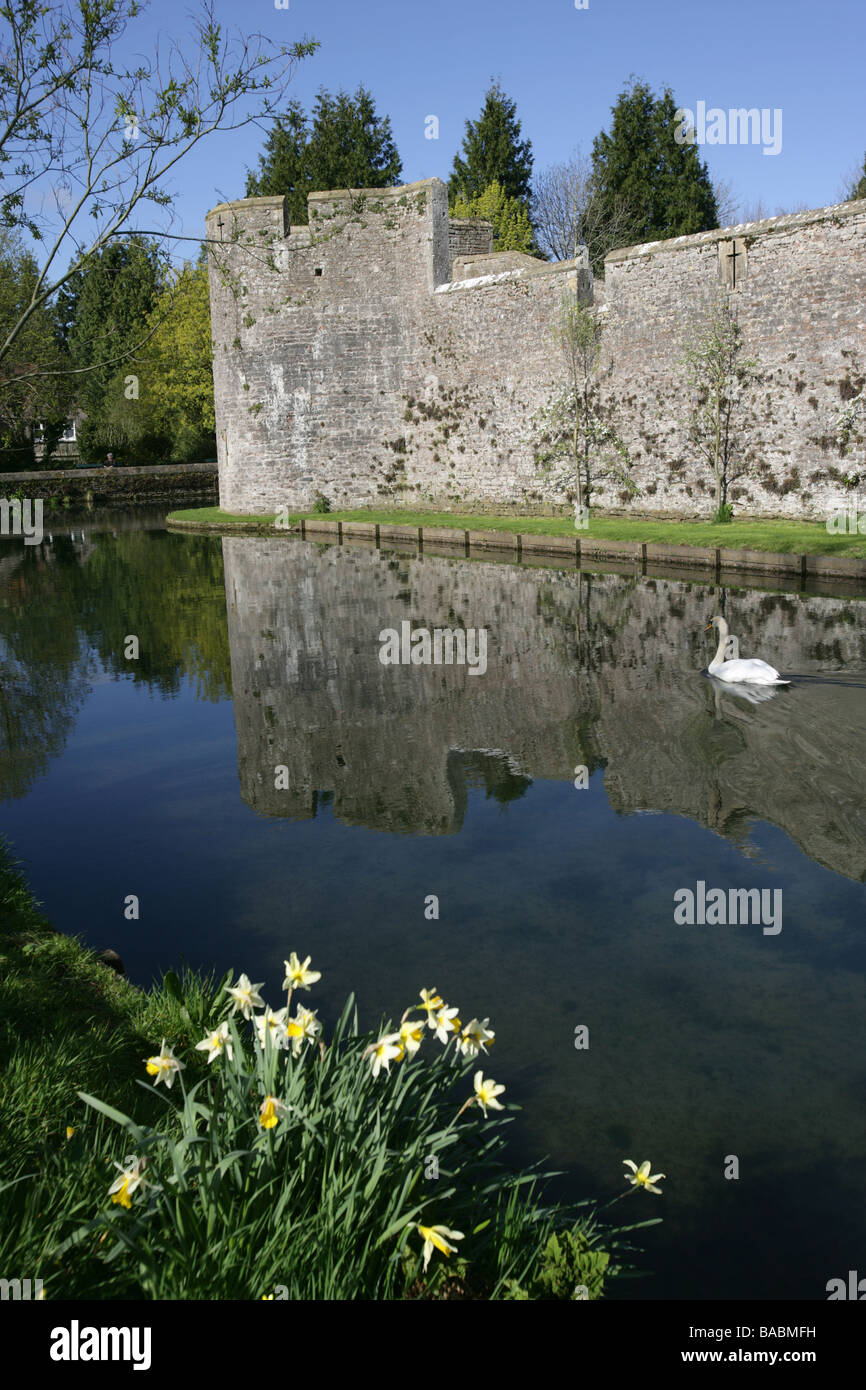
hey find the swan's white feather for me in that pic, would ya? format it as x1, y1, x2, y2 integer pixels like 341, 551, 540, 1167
708, 657, 788, 684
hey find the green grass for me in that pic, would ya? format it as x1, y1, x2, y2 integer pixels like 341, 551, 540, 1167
166, 506, 866, 558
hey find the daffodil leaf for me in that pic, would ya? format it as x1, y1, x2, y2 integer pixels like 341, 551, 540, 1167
472, 1219, 491, 1234
76, 1091, 139, 1131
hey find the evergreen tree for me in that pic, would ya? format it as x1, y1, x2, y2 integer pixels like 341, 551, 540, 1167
246, 87, 402, 225
448, 80, 534, 208
590, 79, 719, 245
850, 152, 866, 200
451, 182, 535, 254
58, 236, 167, 462
59, 236, 167, 410
245, 100, 311, 226
0, 231, 72, 469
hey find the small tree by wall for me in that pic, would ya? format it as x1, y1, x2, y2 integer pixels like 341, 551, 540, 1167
681, 295, 759, 520
534, 293, 633, 517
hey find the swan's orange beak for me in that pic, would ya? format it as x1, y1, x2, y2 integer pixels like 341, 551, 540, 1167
704, 623, 714, 631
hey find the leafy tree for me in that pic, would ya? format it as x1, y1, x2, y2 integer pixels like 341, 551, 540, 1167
0, 0, 316, 373
448, 80, 533, 208
535, 292, 633, 516
246, 87, 402, 225
0, 231, 72, 470
451, 181, 535, 254
105, 258, 216, 464
681, 294, 760, 521
591, 79, 719, 246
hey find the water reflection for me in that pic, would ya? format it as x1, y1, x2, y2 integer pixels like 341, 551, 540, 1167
224, 538, 866, 881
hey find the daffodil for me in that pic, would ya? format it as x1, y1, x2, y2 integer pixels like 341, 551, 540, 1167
397, 1018, 424, 1060
65, 1126, 75, 1140
368, 1033, 402, 1078
417, 1222, 464, 1273
258, 1094, 289, 1130
195, 1021, 233, 1064
108, 1155, 147, 1209
282, 953, 321, 991
623, 1159, 666, 1195
225, 973, 265, 1019
144, 1040, 184, 1089
253, 1007, 289, 1052
458, 1017, 495, 1058
417, 987, 444, 1028
433, 1004, 461, 1045
473, 1070, 505, 1116
286, 1004, 321, 1057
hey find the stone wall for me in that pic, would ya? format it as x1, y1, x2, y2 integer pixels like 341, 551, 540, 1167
448, 216, 494, 276
601, 202, 866, 518
0, 462, 217, 506
206, 179, 866, 520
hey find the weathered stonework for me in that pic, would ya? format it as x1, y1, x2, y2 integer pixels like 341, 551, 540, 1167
205, 180, 866, 519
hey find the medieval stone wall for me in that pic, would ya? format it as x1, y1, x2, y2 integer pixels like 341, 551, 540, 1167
206, 179, 866, 520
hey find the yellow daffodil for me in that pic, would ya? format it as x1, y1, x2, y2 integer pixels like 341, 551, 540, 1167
254, 1007, 289, 1052
369, 1033, 402, 1078
258, 1094, 289, 1130
195, 1021, 233, 1064
458, 1018, 495, 1058
65, 1126, 75, 1140
144, 1040, 184, 1089
282, 953, 321, 991
417, 987, 444, 1028
623, 1159, 666, 1195
433, 1005, 461, 1045
397, 1018, 424, 1060
473, 1070, 505, 1116
417, 1222, 464, 1273
225, 973, 265, 1019
286, 1004, 321, 1057
108, 1155, 147, 1209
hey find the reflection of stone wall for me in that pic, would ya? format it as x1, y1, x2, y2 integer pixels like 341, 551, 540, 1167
224, 538, 866, 877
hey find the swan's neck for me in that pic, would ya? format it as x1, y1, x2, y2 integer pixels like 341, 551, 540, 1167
712, 626, 728, 668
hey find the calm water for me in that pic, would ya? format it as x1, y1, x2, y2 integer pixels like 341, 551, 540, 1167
2, 512, 865, 1301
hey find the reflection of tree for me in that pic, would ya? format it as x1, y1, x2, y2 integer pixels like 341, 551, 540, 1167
0, 529, 232, 799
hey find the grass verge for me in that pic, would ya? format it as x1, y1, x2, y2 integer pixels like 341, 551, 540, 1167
166, 506, 866, 557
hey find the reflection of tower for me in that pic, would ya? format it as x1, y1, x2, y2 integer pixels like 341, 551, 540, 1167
222, 538, 588, 834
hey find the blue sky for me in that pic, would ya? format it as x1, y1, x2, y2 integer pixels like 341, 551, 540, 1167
56, 0, 866, 255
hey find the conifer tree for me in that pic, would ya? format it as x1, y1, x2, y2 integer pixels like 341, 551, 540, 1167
591, 79, 718, 244
448, 80, 534, 208
246, 87, 402, 225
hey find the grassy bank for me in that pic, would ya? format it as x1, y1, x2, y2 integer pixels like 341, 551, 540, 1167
0, 843, 656, 1299
166, 506, 866, 558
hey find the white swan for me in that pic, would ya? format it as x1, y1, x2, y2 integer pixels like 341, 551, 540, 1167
705, 616, 790, 685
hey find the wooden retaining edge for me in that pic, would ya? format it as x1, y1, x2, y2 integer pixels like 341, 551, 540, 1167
169, 515, 866, 582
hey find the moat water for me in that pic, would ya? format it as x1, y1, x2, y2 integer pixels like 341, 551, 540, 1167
2, 511, 865, 1300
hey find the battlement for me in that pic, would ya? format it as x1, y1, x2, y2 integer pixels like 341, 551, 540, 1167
206, 181, 866, 520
